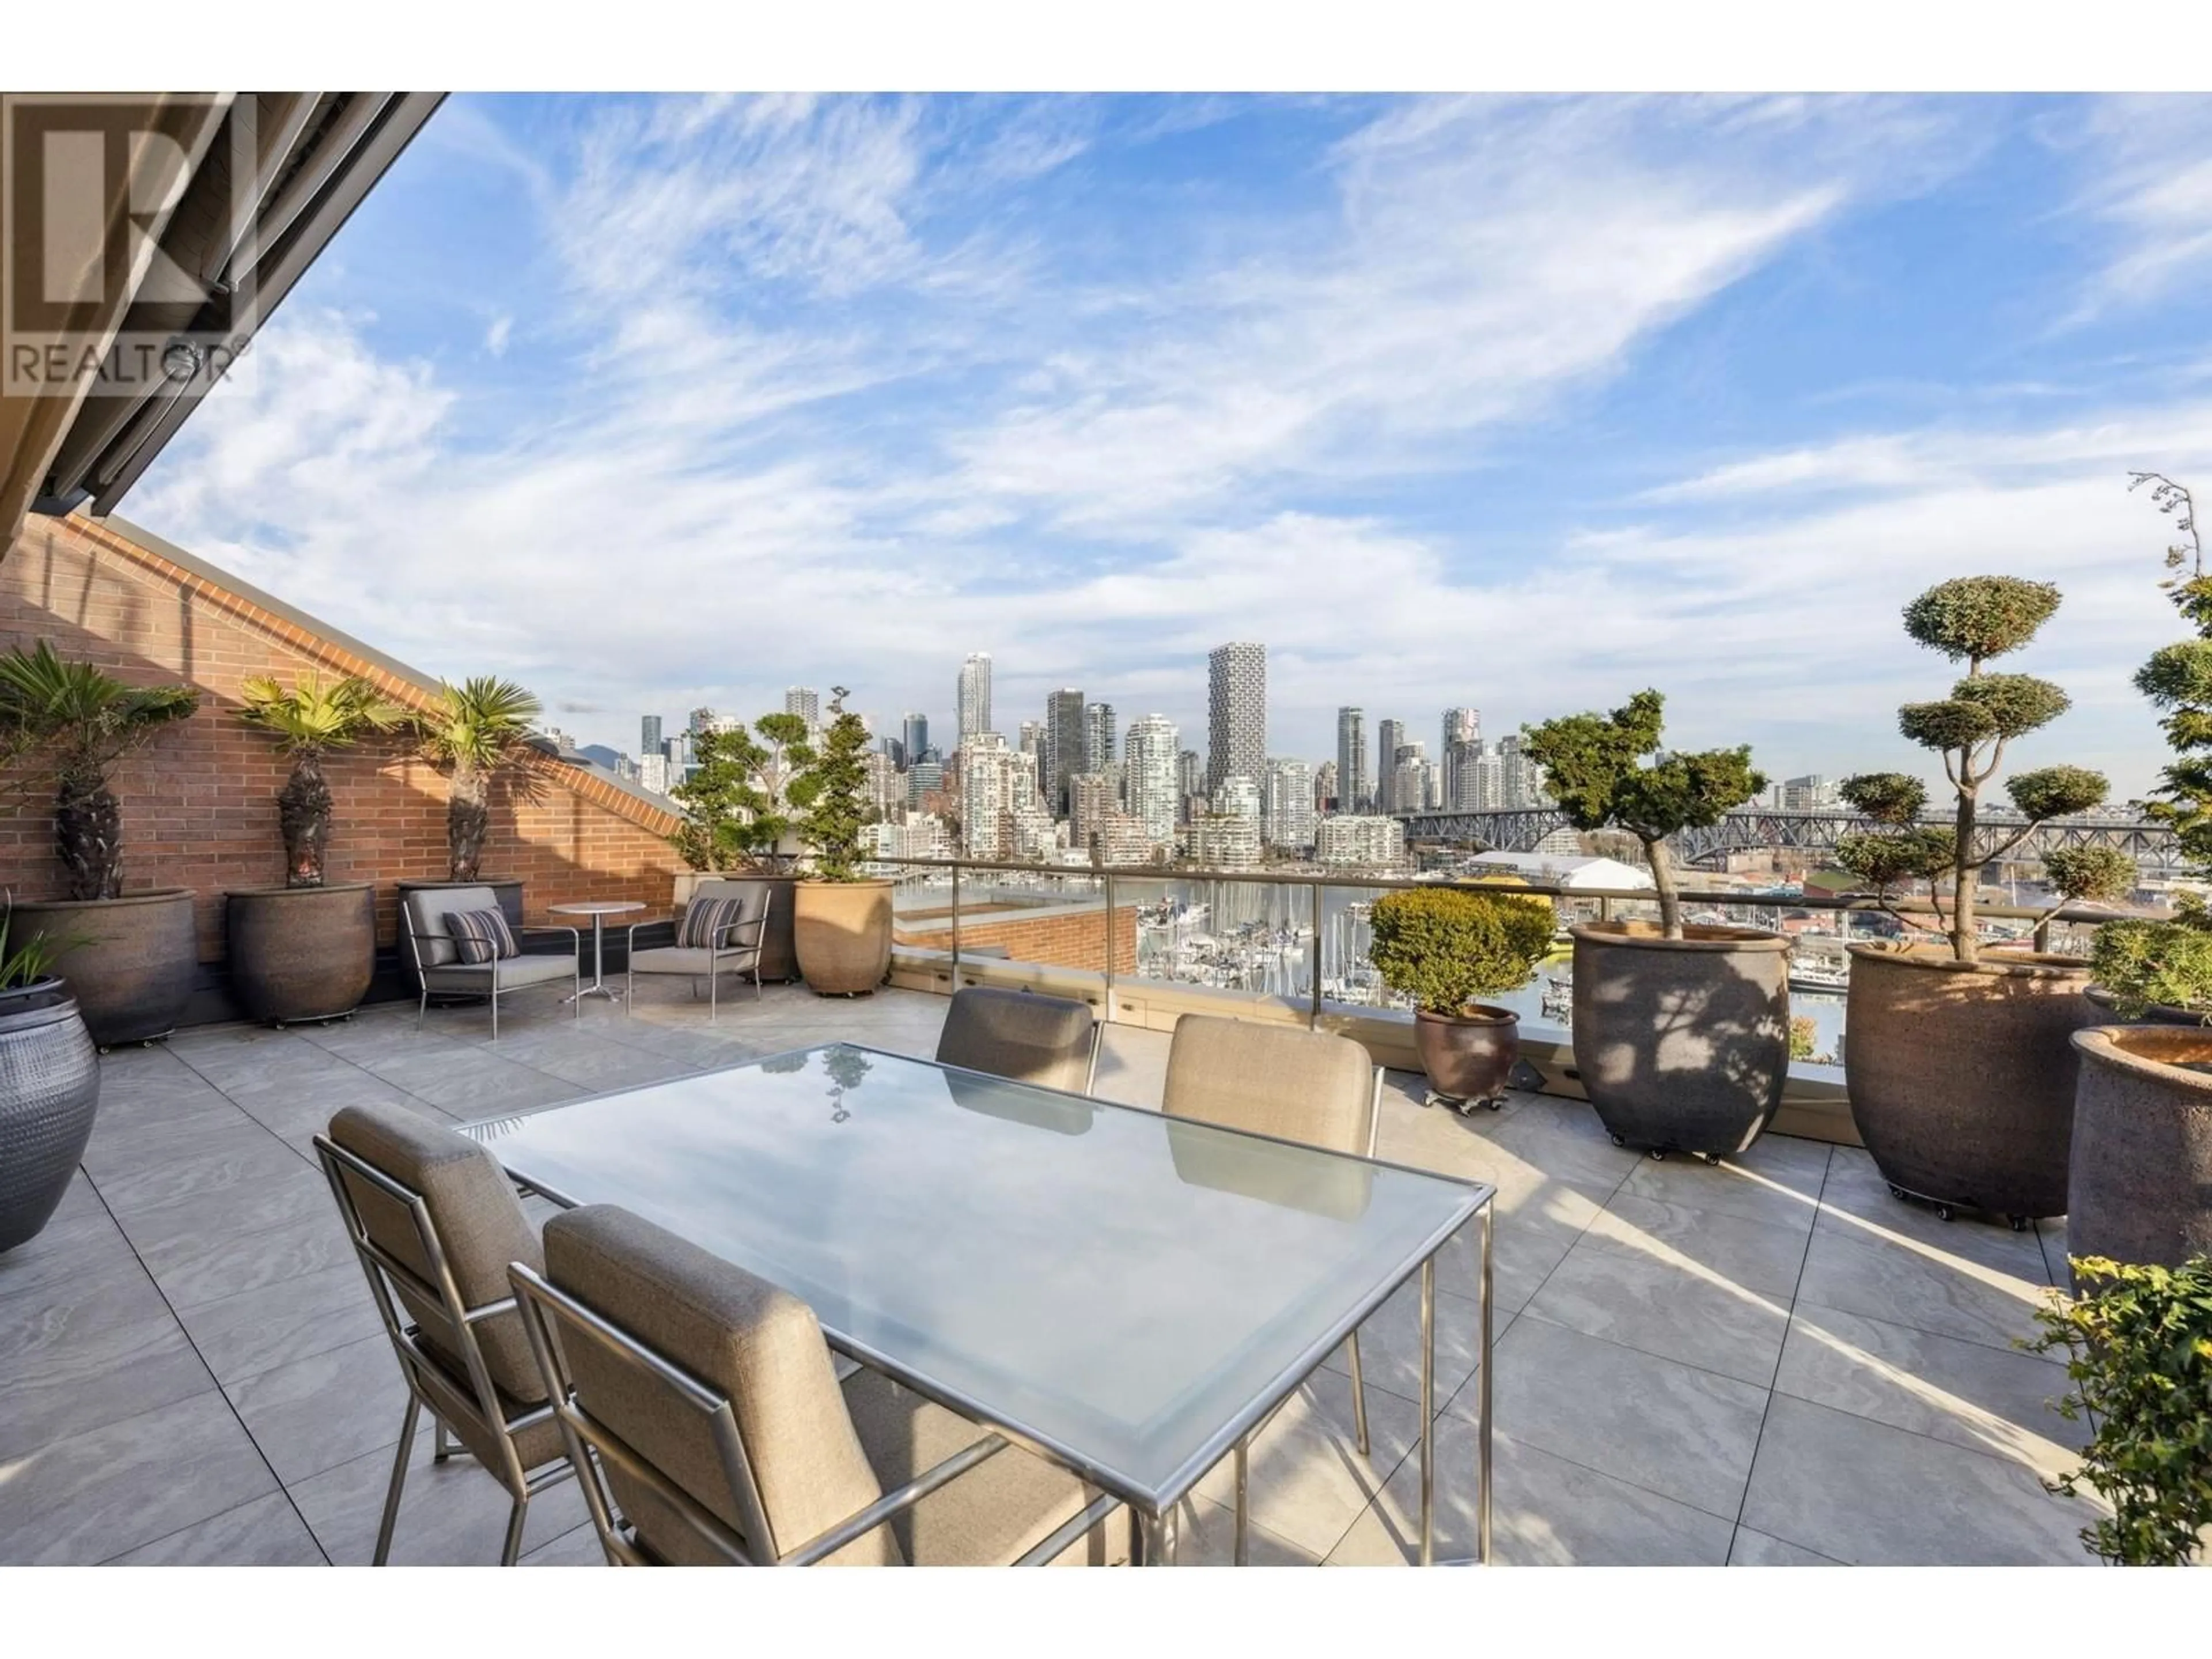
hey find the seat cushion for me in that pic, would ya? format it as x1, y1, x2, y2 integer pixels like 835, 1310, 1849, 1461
1161, 1014, 1376, 1155
327, 1101, 546, 1404
629, 946, 744, 976
935, 986, 1095, 1093
544, 1206, 893, 1566
842, 1370, 1128, 1566
448, 907, 519, 964
422, 953, 576, 993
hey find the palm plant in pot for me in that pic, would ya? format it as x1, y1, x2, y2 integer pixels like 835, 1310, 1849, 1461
791, 690, 890, 996
0, 642, 201, 1046
397, 676, 542, 990
1521, 690, 1780, 1160
1833, 574, 2117, 1226
0, 902, 101, 1253
2062, 474, 2212, 1270
1369, 885, 1555, 1115
666, 713, 817, 981
226, 673, 406, 1024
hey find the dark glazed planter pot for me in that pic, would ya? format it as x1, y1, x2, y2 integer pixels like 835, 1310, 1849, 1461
0, 980, 102, 1253
2066, 1025, 2212, 1277
1414, 1005, 1520, 1112
793, 880, 893, 995
225, 883, 376, 1024
14, 889, 198, 1047
1570, 922, 1791, 1159
395, 878, 524, 994
1844, 944, 2096, 1222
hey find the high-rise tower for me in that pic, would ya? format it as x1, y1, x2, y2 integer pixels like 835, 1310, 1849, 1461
1376, 719, 1404, 812
901, 712, 929, 768
1336, 707, 1367, 813
957, 654, 992, 743
1206, 642, 1266, 796
1044, 688, 1085, 817
1124, 714, 1180, 849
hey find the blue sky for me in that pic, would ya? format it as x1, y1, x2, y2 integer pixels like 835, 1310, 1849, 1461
131, 93, 2212, 797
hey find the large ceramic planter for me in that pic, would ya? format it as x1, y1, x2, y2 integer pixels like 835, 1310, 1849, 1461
14, 889, 198, 1047
225, 883, 376, 1024
793, 879, 893, 995
1414, 1005, 1520, 1113
0, 980, 101, 1252
1844, 944, 2096, 1222
1570, 922, 1791, 1158
2067, 1025, 2212, 1274
395, 878, 523, 995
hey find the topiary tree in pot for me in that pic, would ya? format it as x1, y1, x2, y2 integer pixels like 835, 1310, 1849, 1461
1521, 690, 1783, 1158
1369, 885, 1555, 1113
0, 642, 202, 1046
790, 690, 891, 995
225, 673, 406, 1024
1833, 574, 2116, 1225
666, 713, 818, 982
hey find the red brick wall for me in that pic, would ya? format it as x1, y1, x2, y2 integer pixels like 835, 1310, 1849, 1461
895, 904, 1138, 973
0, 513, 685, 959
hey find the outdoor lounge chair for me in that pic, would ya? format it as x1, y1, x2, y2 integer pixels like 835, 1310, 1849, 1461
933, 985, 1101, 1093
314, 1101, 577, 1565
1161, 1014, 1387, 1460
509, 1203, 1129, 1566
402, 885, 579, 1040
625, 878, 769, 1020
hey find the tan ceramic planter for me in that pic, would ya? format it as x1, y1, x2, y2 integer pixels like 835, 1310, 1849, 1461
2067, 1025, 2212, 1275
793, 880, 893, 995
1844, 944, 2096, 1222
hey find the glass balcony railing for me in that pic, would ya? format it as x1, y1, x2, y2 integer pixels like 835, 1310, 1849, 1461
870, 855, 2133, 1076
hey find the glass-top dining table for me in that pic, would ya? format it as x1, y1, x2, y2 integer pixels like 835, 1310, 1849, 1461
464, 1041, 1495, 1565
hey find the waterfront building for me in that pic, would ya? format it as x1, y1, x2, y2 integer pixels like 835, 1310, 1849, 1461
1207, 642, 1266, 796
1124, 714, 1180, 847
1187, 813, 1262, 870
957, 653, 993, 742
1262, 757, 1316, 851
1215, 774, 1261, 823
1337, 707, 1368, 813
1316, 758, 1339, 814
1315, 815, 1407, 869
1045, 688, 1085, 816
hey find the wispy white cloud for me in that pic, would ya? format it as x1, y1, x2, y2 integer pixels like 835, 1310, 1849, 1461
2061, 94, 2212, 320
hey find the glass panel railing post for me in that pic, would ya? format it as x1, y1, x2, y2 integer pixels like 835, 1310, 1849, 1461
1309, 881, 1323, 1030
950, 862, 961, 984
1103, 869, 1117, 1021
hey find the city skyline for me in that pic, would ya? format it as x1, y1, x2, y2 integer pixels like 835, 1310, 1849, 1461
128, 94, 2212, 797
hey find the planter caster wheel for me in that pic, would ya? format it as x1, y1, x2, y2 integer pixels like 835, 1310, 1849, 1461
1698, 1152, 1726, 1168
97, 1044, 111, 1056
1934, 1204, 1956, 1223
1647, 1148, 1667, 1162
2008, 1215, 2031, 1233
1610, 1134, 1627, 1148
1887, 1184, 1910, 1201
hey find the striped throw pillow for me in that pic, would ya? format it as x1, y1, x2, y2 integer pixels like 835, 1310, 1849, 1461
679, 895, 746, 950
447, 907, 519, 965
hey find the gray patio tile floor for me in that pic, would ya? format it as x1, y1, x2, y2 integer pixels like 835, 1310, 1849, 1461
0, 977, 2103, 1565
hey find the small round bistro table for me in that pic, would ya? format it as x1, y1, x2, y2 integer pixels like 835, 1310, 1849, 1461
548, 900, 646, 1002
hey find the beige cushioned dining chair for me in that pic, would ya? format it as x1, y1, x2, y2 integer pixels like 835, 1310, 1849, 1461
934, 986, 1100, 1093
1161, 1013, 1386, 1457
316, 1101, 575, 1565
511, 1203, 1129, 1566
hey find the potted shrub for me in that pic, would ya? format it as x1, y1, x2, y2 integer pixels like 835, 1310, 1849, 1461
396, 676, 542, 991
791, 690, 891, 995
1369, 885, 1554, 1114
2029, 1254, 2212, 1566
1522, 690, 1781, 1160
2061, 474, 2212, 1267
1834, 575, 2121, 1225
0, 642, 201, 1046
0, 904, 101, 1253
666, 713, 816, 982
225, 673, 405, 1024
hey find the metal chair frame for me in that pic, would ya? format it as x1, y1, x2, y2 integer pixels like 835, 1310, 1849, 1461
508, 1261, 1123, 1566
404, 915, 582, 1040
313, 1134, 577, 1565
624, 889, 771, 1021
